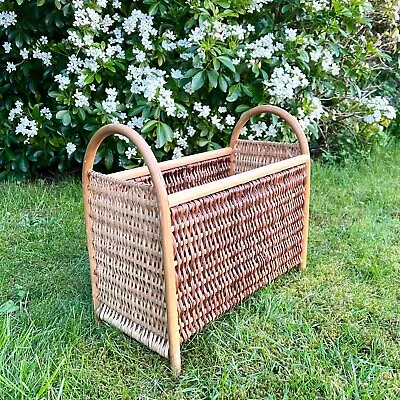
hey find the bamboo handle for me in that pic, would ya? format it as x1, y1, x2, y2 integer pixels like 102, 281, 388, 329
82, 124, 165, 186
229, 105, 309, 155
82, 124, 181, 376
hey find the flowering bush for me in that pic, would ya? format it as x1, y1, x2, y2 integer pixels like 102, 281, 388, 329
0, 0, 398, 179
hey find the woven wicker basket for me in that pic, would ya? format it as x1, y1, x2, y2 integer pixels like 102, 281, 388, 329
82, 105, 311, 375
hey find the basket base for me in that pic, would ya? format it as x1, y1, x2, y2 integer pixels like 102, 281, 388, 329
97, 304, 169, 358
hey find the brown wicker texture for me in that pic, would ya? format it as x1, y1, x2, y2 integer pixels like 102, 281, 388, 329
234, 140, 301, 173
82, 105, 311, 375
170, 163, 306, 344
133, 155, 231, 194
87, 171, 169, 356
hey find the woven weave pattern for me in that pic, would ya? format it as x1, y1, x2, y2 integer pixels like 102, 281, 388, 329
133, 156, 231, 195
170, 164, 307, 344
235, 140, 301, 173
87, 171, 169, 357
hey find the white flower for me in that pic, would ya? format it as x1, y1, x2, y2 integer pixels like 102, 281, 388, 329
187, 126, 196, 137
125, 147, 137, 159
16, 117, 38, 139
116, 134, 130, 143
362, 96, 396, 123
266, 124, 278, 137
102, 87, 120, 113
132, 48, 146, 63
40, 107, 52, 120
211, 115, 224, 130
66, 142, 77, 156
194, 102, 211, 118
6, 62, 16, 73
245, 33, 281, 60
321, 49, 339, 76
122, 10, 157, 50
310, 48, 323, 62
225, 114, 236, 126
74, 90, 89, 107
113, 0, 122, 8
3, 42, 11, 53
0, 11, 17, 28
20, 48, 29, 59
8, 100, 24, 121
171, 69, 183, 79
172, 147, 184, 159
248, 0, 273, 13
177, 137, 188, 149
218, 106, 227, 114
285, 28, 297, 41
32, 49, 52, 66
127, 116, 145, 129
264, 63, 309, 104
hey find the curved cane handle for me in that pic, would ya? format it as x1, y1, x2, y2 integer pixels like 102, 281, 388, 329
230, 105, 309, 155
82, 123, 167, 194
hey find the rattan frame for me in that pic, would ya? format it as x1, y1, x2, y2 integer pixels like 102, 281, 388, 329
82, 105, 311, 375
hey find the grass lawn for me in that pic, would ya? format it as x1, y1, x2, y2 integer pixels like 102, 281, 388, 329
0, 148, 399, 399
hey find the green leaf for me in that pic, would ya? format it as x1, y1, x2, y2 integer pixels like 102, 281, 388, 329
206, 70, 218, 90
117, 141, 125, 154
235, 104, 250, 113
84, 74, 95, 85
155, 123, 165, 148
37, 0, 46, 5
192, 71, 206, 91
32, 104, 40, 120
62, 112, 71, 126
213, 58, 221, 70
197, 138, 209, 147
184, 68, 201, 78
297, 49, 309, 63
15, 32, 24, 49
49, 91, 61, 98
218, 75, 228, 92
104, 149, 114, 169
73, 151, 83, 163
226, 84, 241, 102
16, 0, 24, 4
56, 110, 68, 120
18, 157, 29, 173
160, 122, 174, 143
141, 119, 158, 133
77, 108, 86, 121
217, 56, 235, 72
216, 0, 230, 8
0, 300, 19, 316
148, 2, 158, 15
61, 111, 71, 126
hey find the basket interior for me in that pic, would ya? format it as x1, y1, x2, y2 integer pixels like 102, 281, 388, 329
129, 140, 301, 195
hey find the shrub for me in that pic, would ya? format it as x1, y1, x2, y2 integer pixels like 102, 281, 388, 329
0, 0, 398, 179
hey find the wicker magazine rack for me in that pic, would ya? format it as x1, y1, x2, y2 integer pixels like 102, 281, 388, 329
82, 105, 310, 375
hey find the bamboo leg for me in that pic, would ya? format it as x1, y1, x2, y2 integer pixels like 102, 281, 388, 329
300, 158, 311, 270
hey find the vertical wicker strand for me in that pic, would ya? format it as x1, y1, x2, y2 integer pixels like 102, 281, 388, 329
300, 158, 311, 270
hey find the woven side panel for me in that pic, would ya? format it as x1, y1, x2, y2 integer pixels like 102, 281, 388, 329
133, 155, 231, 194
170, 164, 307, 344
235, 140, 301, 173
87, 171, 169, 357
